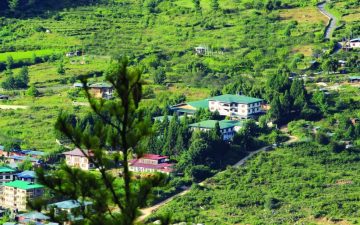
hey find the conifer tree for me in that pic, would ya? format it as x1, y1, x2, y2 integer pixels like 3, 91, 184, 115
36, 57, 165, 225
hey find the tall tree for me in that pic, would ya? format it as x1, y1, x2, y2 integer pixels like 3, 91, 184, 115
36, 57, 165, 225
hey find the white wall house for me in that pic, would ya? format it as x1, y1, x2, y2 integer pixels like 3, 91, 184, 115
63, 148, 95, 170
208, 94, 263, 118
189, 120, 243, 141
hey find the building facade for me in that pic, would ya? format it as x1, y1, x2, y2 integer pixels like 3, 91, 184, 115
63, 148, 95, 170
2, 180, 44, 211
0, 167, 15, 185
189, 120, 243, 141
129, 154, 174, 174
89, 83, 114, 99
208, 94, 263, 118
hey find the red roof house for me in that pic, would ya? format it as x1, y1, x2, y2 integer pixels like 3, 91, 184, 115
129, 154, 174, 174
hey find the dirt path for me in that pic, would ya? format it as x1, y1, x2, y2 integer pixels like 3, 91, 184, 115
317, 1, 337, 39
138, 127, 299, 222
0, 105, 28, 110
137, 187, 190, 222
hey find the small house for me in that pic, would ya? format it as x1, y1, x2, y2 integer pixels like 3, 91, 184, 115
0, 94, 9, 100
48, 200, 92, 224
16, 170, 37, 183
349, 76, 360, 83
171, 99, 209, 116
349, 38, 360, 49
17, 211, 50, 224
88, 83, 114, 99
63, 148, 95, 170
0, 167, 16, 185
194, 46, 207, 55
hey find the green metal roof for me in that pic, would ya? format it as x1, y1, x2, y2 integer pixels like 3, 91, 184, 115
89, 83, 112, 88
187, 99, 209, 109
0, 167, 15, 173
189, 120, 243, 130
209, 94, 263, 104
349, 76, 360, 79
3, 180, 43, 190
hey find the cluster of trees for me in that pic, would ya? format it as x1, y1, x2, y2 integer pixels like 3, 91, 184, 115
1, 66, 29, 90
0, 0, 107, 16
150, 142, 360, 224
265, 65, 319, 124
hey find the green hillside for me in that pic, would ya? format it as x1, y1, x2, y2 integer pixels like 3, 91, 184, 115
150, 142, 360, 224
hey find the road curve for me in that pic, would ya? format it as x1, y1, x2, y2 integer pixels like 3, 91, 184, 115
317, 1, 337, 39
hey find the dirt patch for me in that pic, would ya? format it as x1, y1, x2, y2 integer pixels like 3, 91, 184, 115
279, 7, 328, 25
292, 45, 314, 57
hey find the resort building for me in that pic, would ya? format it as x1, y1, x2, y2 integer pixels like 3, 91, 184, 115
189, 120, 243, 141
2, 180, 44, 211
129, 154, 174, 174
63, 148, 95, 170
208, 94, 263, 118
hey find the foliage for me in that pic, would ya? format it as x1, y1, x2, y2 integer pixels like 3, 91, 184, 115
36, 58, 166, 225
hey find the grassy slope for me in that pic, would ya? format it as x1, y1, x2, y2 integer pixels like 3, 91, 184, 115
151, 143, 360, 224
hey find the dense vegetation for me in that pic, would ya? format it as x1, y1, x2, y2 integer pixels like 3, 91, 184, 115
150, 142, 360, 224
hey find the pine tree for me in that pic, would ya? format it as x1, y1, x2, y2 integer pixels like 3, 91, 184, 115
36, 57, 165, 225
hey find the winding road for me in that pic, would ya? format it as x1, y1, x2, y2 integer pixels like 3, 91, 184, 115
317, 1, 337, 39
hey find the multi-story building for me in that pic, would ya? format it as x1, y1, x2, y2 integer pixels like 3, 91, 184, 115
129, 154, 174, 174
2, 180, 44, 211
189, 120, 243, 141
0, 167, 15, 185
208, 94, 263, 118
63, 148, 95, 170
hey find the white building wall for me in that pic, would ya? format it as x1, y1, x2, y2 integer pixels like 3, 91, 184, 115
209, 100, 262, 118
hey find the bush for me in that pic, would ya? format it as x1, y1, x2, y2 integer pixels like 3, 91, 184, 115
189, 165, 213, 182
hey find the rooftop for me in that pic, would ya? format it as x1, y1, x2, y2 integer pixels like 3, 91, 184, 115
350, 38, 360, 42
187, 99, 209, 109
349, 76, 360, 79
18, 211, 50, 220
140, 154, 168, 160
10, 155, 39, 162
209, 94, 263, 104
89, 83, 112, 88
17, 170, 36, 179
3, 180, 43, 190
23, 150, 46, 156
130, 160, 174, 173
189, 120, 244, 130
63, 148, 93, 157
49, 200, 92, 209
0, 166, 15, 173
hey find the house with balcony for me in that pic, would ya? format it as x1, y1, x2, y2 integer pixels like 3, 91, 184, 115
208, 94, 263, 119
129, 154, 174, 174
2, 180, 44, 211
63, 148, 95, 170
189, 120, 243, 141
